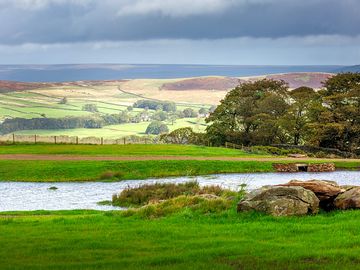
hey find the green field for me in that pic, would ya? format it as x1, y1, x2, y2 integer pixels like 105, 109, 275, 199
0, 83, 211, 138
2, 209, 360, 270
0, 144, 262, 156
12, 118, 207, 138
0, 160, 276, 182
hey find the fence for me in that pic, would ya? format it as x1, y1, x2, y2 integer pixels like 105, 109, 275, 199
0, 134, 160, 145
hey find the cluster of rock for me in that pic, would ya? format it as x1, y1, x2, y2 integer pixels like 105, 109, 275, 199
237, 180, 360, 216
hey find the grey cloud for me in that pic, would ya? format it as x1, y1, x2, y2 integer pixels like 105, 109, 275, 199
0, 0, 360, 45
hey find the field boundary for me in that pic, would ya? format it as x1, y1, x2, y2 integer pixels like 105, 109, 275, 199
0, 154, 358, 162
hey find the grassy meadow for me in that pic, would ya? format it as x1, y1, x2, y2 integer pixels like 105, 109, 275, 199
1, 209, 360, 270
0, 144, 263, 156
0, 81, 212, 138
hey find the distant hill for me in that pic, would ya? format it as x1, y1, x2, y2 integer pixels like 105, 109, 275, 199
265, 73, 333, 89
0, 64, 342, 82
336, 65, 360, 73
161, 77, 243, 91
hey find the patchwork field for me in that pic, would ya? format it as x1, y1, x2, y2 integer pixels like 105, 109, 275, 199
0, 72, 333, 138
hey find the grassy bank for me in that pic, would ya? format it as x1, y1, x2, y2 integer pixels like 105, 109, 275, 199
0, 159, 358, 182
0, 144, 267, 157
0, 160, 274, 182
1, 209, 360, 270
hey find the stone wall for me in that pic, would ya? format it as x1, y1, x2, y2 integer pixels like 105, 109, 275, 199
308, 163, 335, 172
273, 163, 336, 172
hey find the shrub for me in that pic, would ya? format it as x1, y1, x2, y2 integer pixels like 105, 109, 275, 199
145, 121, 169, 135
250, 146, 305, 156
112, 181, 237, 207
82, 104, 99, 113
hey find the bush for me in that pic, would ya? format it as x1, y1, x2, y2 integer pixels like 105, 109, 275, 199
82, 104, 99, 113
145, 121, 169, 135
112, 181, 237, 207
183, 108, 198, 118
250, 146, 305, 156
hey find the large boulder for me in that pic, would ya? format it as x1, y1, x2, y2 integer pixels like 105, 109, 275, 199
278, 180, 343, 210
237, 186, 319, 216
334, 187, 360, 209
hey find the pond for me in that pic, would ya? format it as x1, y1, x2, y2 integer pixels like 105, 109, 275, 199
1, 171, 359, 211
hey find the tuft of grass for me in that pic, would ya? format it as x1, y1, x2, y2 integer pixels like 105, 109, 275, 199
112, 181, 238, 207
122, 195, 234, 219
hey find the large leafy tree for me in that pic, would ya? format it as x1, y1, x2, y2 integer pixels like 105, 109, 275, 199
279, 86, 318, 145
206, 79, 289, 146
311, 73, 360, 151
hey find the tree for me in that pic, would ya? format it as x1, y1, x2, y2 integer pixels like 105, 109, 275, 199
183, 108, 198, 118
279, 87, 318, 145
145, 121, 169, 135
160, 127, 195, 144
152, 111, 168, 121
198, 108, 208, 115
82, 104, 99, 113
310, 73, 360, 151
206, 79, 289, 146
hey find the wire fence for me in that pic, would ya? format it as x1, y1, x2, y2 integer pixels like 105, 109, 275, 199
0, 134, 161, 145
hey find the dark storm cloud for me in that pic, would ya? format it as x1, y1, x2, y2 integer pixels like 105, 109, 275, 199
0, 0, 360, 45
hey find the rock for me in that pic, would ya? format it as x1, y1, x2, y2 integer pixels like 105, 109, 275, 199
278, 180, 343, 210
335, 187, 360, 209
340, 185, 358, 191
237, 186, 319, 216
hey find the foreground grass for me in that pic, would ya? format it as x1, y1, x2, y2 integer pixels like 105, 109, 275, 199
0, 160, 274, 182
0, 144, 266, 157
1, 209, 360, 269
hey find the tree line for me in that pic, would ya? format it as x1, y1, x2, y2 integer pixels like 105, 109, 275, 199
205, 73, 359, 153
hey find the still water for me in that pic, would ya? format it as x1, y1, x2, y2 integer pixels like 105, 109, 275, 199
1, 171, 359, 211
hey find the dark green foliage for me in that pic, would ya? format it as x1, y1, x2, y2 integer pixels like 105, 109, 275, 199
206, 79, 289, 146
250, 146, 305, 156
134, 99, 176, 112
82, 103, 99, 112
152, 110, 168, 121
145, 121, 169, 135
206, 74, 360, 153
160, 127, 209, 145
183, 108, 198, 118
0, 115, 105, 133
310, 73, 360, 152
198, 107, 208, 115
0, 111, 133, 133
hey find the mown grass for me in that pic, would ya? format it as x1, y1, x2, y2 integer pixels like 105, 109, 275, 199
0, 158, 358, 182
1, 209, 360, 269
0, 160, 274, 182
0, 144, 266, 157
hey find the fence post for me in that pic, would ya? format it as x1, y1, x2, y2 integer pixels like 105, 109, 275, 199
76, 136, 79, 145
123, 137, 126, 145
101, 137, 103, 145
34, 135, 37, 144
12, 134, 15, 144
54, 136, 57, 144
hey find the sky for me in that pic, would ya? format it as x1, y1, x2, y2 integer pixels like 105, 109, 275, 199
0, 0, 359, 65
